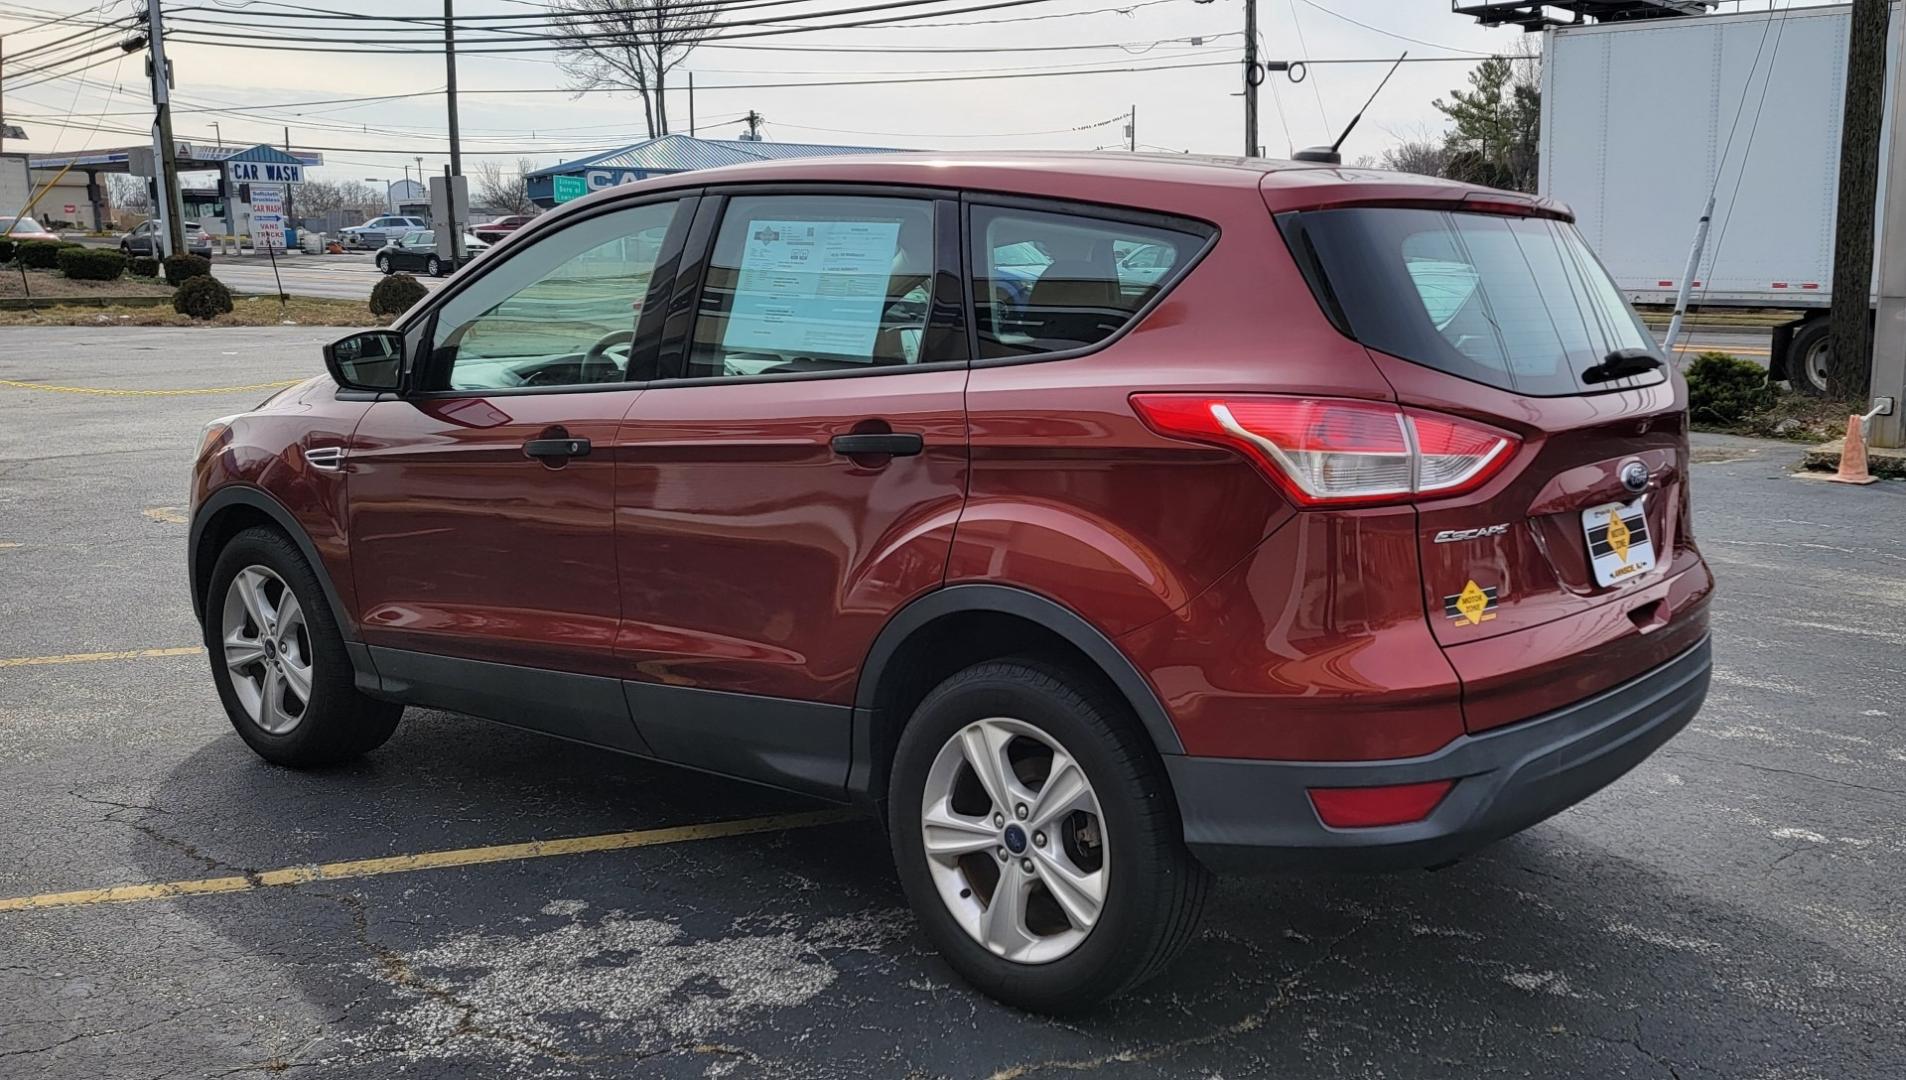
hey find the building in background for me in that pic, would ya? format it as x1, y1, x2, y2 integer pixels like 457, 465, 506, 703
525, 133, 900, 208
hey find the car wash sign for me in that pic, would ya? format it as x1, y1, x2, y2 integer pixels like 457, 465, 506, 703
224, 145, 307, 185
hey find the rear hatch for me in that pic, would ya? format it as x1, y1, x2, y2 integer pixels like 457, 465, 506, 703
1279, 201, 1707, 732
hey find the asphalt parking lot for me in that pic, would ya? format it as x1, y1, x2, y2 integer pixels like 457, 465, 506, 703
2, 326, 1903, 1079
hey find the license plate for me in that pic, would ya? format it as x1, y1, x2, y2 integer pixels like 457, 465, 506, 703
1582, 496, 1655, 587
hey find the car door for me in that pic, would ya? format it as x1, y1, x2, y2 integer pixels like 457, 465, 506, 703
127, 222, 152, 255
347, 196, 693, 691
394, 231, 429, 272
614, 189, 969, 792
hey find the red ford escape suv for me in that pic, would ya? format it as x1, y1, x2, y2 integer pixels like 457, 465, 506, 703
189, 153, 1712, 1012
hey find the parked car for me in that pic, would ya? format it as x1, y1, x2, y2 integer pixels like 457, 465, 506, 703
120, 219, 214, 259
339, 215, 426, 250
373, 229, 488, 277
0, 215, 59, 244
472, 214, 533, 244
189, 153, 1712, 1014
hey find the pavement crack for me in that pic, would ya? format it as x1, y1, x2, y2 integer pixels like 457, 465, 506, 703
985, 916, 1370, 1080
1676, 753, 1906, 801
321, 888, 580, 1066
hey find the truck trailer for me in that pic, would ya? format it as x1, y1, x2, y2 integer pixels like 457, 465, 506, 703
1539, 3, 1898, 393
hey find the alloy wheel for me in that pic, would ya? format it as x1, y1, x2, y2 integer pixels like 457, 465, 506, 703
220, 565, 313, 735
919, 717, 1107, 964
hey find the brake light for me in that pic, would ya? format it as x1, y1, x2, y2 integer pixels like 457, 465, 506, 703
1308, 780, 1455, 828
1130, 394, 1517, 506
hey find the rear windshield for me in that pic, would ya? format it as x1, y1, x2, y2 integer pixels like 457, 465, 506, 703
1281, 207, 1662, 396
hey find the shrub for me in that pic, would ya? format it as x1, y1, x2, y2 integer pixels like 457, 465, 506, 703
128, 256, 160, 278
369, 273, 428, 318
173, 275, 234, 320
1686, 351, 1776, 424
0, 239, 13, 263
16, 240, 63, 269
55, 247, 127, 281
162, 253, 212, 286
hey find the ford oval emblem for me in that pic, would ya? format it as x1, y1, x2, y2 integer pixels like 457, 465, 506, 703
1619, 461, 1650, 493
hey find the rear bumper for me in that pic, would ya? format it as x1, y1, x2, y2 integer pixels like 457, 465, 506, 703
1167, 635, 1711, 872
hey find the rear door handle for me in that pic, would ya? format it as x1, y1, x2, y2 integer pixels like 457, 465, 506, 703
524, 437, 591, 459
830, 433, 924, 457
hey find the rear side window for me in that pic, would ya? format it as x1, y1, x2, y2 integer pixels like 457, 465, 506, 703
687, 194, 937, 379
971, 205, 1202, 360
1283, 207, 1661, 396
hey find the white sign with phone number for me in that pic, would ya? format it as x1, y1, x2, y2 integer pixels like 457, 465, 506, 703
721, 218, 901, 357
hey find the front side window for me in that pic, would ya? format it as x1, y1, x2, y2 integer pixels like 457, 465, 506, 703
428, 201, 679, 391
971, 205, 1200, 360
685, 194, 938, 380
1282, 207, 1660, 396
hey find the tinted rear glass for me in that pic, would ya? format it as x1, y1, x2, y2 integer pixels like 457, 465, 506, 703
1282, 207, 1661, 396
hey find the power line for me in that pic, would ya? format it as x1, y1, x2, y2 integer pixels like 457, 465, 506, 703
1292, 0, 1493, 57
165, 0, 1076, 47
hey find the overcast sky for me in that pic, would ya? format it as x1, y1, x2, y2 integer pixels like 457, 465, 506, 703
1, 0, 1826, 188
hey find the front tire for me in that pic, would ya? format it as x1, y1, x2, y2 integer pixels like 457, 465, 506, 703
426, 256, 443, 277
375, 254, 390, 274
888, 658, 1209, 1013
204, 526, 401, 767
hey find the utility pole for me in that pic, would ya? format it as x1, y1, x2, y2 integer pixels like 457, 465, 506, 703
144, 0, 185, 259
1243, 0, 1259, 157
443, 0, 462, 178
1869, 12, 1906, 448
743, 110, 762, 141
689, 72, 696, 137
1827, 0, 1887, 399
1128, 105, 1136, 151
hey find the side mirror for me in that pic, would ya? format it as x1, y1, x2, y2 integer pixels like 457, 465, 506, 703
324, 330, 404, 392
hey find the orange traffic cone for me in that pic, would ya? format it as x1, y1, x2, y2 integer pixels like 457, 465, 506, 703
1828, 413, 1879, 485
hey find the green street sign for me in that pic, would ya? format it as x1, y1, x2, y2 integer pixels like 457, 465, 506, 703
552, 175, 587, 204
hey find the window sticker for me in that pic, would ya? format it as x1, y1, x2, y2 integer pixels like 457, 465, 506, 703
722, 219, 902, 357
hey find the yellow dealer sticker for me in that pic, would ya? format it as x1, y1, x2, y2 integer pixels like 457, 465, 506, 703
1443, 580, 1499, 626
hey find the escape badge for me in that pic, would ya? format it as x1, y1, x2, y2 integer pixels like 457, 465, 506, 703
1444, 580, 1499, 626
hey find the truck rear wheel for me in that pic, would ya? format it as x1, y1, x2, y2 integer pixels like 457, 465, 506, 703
1785, 318, 1830, 396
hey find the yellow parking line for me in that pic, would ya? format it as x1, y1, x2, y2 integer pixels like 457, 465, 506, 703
0, 646, 205, 668
0, 809, 859, 913
0, 377, 301, 398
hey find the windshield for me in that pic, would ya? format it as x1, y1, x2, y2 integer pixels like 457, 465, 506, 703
1281, 207, 1661, 397
1, 216, 42, 233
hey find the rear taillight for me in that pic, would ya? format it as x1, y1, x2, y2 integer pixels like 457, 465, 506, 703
1131, 394, 1517, 507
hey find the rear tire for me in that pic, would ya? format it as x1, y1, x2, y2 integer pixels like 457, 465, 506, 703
204, 526, 401, 767
1786, 318, 1830, 396
887, 658, 1209, 1013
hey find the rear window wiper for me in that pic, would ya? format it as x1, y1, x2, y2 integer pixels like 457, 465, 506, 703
1581, 347, 1664, 384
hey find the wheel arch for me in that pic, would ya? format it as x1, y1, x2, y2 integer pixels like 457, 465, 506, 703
848, 584, 1184, 814
189, 486, 358, 643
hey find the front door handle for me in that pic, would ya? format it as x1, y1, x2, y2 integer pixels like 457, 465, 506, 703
524, 436, 591, 460
830, 433, 924, 457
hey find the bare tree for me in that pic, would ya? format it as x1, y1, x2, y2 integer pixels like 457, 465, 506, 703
474, 158, 541, 217
295, 179, 383, 218
550, 0, 715, 137
1381, 139, 1452, 178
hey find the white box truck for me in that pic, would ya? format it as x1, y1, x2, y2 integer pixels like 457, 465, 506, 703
1539, 3, 1898, 392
